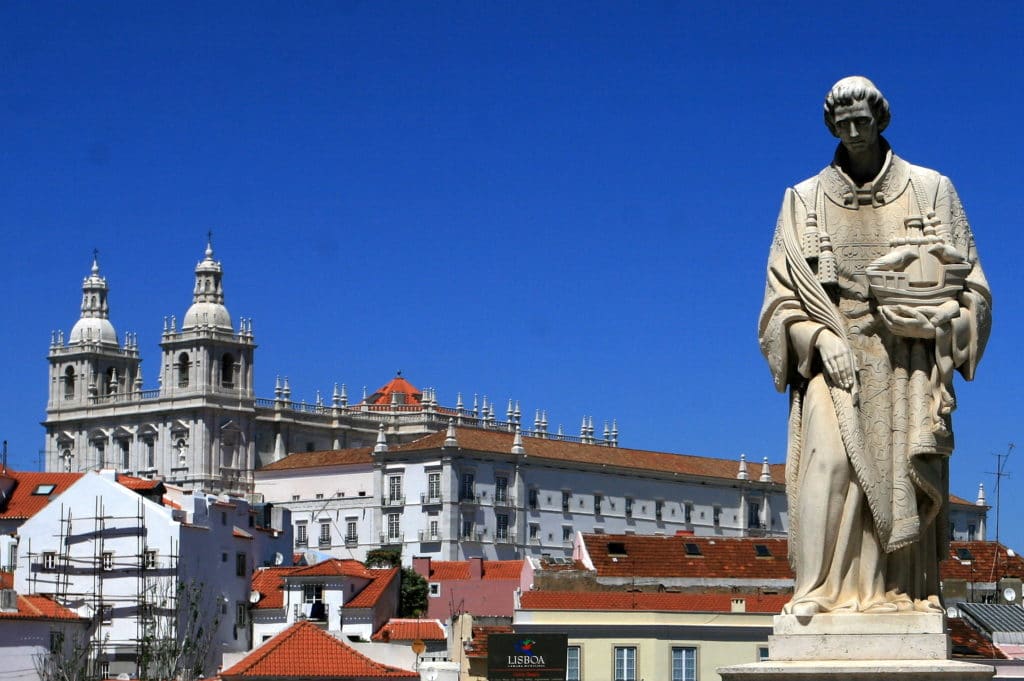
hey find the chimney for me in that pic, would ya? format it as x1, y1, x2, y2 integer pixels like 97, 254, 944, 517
413, 556, 432, 580
470, 556, 484, 581
731, 598, 746, 613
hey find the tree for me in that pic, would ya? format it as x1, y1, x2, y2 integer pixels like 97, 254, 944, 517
399, 567, 428, 618
365, 548, 401, 568
137, 578, 222, 681
34, 626, 98, 681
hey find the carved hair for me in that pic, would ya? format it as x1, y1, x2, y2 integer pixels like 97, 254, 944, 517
823, 76, 891, 136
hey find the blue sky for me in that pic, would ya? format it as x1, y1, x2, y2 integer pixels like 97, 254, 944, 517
3, 3, 1022, 547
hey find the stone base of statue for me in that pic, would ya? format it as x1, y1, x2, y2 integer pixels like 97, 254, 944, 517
718, 615, 994, 681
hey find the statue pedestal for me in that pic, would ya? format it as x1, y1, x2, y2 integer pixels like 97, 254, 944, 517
719, 614, 994, 681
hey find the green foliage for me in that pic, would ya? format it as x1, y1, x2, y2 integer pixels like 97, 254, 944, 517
365, 548, 401, 568
399, 566, 428, 618
137, 578, 222, 681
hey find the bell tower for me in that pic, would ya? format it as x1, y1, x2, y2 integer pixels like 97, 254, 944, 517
46, 254, 140, 471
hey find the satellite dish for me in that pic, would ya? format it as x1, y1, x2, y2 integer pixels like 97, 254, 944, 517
1004, 587, 1017, 602
1008, 549, 1017, 558
249, 590, 261, 604
273, 552, 284, 566
946, 606, 959, 619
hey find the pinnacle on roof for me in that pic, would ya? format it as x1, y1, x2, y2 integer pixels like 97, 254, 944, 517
511, 426, 525, 455
182, 235, 233, 331
444, 419, 458, 448
68, 252, 120, 346
977, 483, 987, 506
374, 424, 389, 454
759, 456, 772, 483
737, 453, 748, 480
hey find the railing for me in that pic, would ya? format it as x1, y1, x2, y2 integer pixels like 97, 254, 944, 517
420, 492, 443, 505
495, 531, 513, 544
345, 536, 358, 547
460, 493, 481, 505
382, 496, 405, 508
418, 530, 441, 542
494, 490, 513, 507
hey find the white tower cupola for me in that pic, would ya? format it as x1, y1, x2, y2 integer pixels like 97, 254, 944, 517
183, 236, 233, 331
69, 253, 118, 346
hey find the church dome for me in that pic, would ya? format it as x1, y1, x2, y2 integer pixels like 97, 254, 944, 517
69, 317, 118, 345
181, 239, 234, 332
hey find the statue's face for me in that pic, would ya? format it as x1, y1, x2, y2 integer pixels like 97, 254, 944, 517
832, 100, 878, 154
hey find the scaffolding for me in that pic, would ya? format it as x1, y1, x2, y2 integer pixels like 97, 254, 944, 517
25, 495, 181, 680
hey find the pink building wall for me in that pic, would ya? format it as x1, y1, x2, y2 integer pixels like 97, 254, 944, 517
413, 557, 532, 621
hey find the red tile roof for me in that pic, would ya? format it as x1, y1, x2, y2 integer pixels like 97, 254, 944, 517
394, 429, 785, 482
0, 471, 83, 520
0, 571, 12, 588
346, 568, 399, 609
220, 621, 418, 679
371, 618, 445, 642
950, 494, 982, 507
116, 475, 164, 492
258, 448, 374, 472
519, 590, 789, 613
582, 534, 794, 580
940, 542, 1024, 581
426, 560, 525, 581
0, 593, 83, 621
464, 625, 512, 659
949, 617, 1006, 659
364, 375, 423, 406
233, 527, 253, 540
291, 559, 375, 579
251, 567, 298, 610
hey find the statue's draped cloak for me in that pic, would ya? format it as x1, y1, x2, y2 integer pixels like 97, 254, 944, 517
758, 149, 991, 597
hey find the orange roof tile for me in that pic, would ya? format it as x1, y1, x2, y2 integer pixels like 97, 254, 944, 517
346, 568, 399, 609
220, 621, 418, 679
291, 559, 376, 579
940, 542, 1024, 581
162, 496, 182, 510
949, 617, 1006, 659
582, 534, 794, 580
426, 560, 525, 581
0, 471, 83, 520
519, 590, 789, 613
233, 527, 253, 540
258, 448, 374, 472
0, 571, 12, 588
0, 594, 84, 621
465, 625, 513, 658
116, 475, 164, 492
251, 567, 299, 610
364, 375, 423, 406
372, 619, 445, 642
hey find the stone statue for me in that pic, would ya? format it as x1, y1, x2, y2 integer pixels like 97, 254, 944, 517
758, 76, 991, 616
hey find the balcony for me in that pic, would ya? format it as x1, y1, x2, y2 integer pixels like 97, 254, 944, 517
318, 537, 331, 549
494, 490, 514, 508
459, 493, 482, 506
495, 531, 513, 545
344, 535, 358, 548
382, 496, 405, 508
420, 492, 443, 505
418, 530, 441, 542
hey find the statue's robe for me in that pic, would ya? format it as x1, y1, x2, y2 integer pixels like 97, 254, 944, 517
758, 143, 991, 612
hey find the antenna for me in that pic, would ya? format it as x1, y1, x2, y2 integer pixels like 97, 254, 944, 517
1, 440, 6, 475
988, 443, 1014, 546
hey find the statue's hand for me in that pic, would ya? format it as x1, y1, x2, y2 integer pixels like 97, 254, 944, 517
815, 330, 855, 390
927, 243, 968, 264
880, 304, 937, 339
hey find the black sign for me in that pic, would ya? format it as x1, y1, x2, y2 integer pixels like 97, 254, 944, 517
487, 633, 568, 681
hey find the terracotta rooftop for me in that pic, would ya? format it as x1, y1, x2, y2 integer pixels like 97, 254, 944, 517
520, 590, 789, 613
233, 527, 253, 540
426, 560, 525, 581
258, 448, 374, 472
0, 471, 83, 520
291, 558, 375, 579
464, 625, 513, 659
950, 494, 983, 507
251, 567, 297, 610
364, 374, 423, 406
940, 542, 1024, 581
949, 616, 1006, 659
582, 534, 794, 579
0, 571, 11, 589
116, 475, 164, 492
346, 567, 399, 609
371, 618, 446, 642
220, 620, 418, 679
0, 587, 83, 621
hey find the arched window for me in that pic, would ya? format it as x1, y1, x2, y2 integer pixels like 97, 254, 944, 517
177, 353, 190, 388
221, 354, 235, 388
64, 366, 76, 399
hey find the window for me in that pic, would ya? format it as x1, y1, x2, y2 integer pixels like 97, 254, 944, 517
685, 542, 702, 556
748, 502, 762, 529
389, 475, 403, 502
236, 601, 247, 626
429, 519, 439, 539
387, 513, 401, 541
529, 523, 540, 540
594, 494, 603, 515
495, 476, 508, 504
236, 553, 247, 577
145, 439, 155, 468
713, 505, 721, 526
429, 582, 441, 598
100, 604, 113, 623
177, 353, 190, 388
562, 491, 571, 512
625, 497, 633, 518
428, 472, 441, 501
95, 441, 106, 468
528, 488, 538, 510
758, 646, 770, 662
567, 646, 581, 681
102, 552, 114, 570
291, 495, 300, 501
496, 513, 509, 541
462, 519, 474, 538
614, 646, 636, 681
43, 552, 56, 570
33, 484, 57, 496
49, 630, 62, 654
461, 473, 475, 500
296, 522, 308, 546
562, 526, 573, 543
221, 353, 235, 388
684, 502, 693, 524
968, 524, 977, 541
64, 366, 76, 399
119, 440, 130, 470
144, 550, 157, 568
754, 544, 772, 558
671, 647, 696, 681
346, 520, 358, 544
655, 500, 664, 522
319, 522, 331, 547
315, 493, 324, 500
8, 544, 17, 571
303, 584, 323, 603
99, 661, 110, 679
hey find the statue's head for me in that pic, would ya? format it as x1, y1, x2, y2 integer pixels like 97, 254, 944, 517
823, 76, 890, 137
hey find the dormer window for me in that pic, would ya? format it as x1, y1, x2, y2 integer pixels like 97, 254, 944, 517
33, 484, 57, 496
